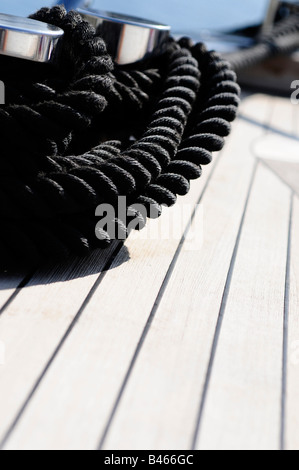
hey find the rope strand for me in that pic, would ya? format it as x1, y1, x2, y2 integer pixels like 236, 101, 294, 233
0, 6, 240, 265
224, 12, 299, 72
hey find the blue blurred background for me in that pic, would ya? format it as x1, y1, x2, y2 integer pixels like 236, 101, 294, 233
0, 0, 270, 35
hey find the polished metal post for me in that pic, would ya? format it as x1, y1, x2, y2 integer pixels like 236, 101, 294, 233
261, 0, 280, 33
0, 13, 64, 62
77, 9, 171, 65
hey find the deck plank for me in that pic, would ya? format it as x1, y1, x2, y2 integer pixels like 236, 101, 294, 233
0, 269, 30, 312
0, 152, 215, 450
101, 98, 275, 451
0, 278, 24, 312
3, 95, 272, 451
239, 94, 273, 125
196, 94, 295, 451
0, 245, 119, 444
294, 102, 299, 138
270, 97, 298, 137
2, 93, 295, 451
251, 96, 299, 165
262, 160, 299, 195
196, 164, 291, 451
286, 195, 299, 451
102, 134, 264, 449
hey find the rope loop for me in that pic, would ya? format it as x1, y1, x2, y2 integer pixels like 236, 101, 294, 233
0, 6, 240, 265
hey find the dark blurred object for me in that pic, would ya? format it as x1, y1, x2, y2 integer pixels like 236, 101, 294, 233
260, 1, 299, 34
237, 52, 299, 95
199, 1, 299, 95
55, 0, 91, 9
229, 1, 299, 38
277, 1, 299, 18
236, 1, 299, 95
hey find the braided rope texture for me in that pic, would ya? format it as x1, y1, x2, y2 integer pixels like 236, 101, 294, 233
225, 12, 299, 72
0, 6, 240, 265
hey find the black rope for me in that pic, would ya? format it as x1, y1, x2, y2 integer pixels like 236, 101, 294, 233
224, 12, 299, 72
0, 6, 240, 266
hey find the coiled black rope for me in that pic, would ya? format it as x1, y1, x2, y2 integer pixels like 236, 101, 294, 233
0, 6, 240, 265
224, 12, 299, 72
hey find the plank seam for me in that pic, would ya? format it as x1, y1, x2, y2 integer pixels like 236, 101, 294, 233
0, 241, 124, 450
259, 158, 299, 197
281, 192, 294, 451
0, 147, 222, 450
0, 270, 36, 317
239, 115, 299, 143
97, 148, 225, 450
191, 160, 259, 450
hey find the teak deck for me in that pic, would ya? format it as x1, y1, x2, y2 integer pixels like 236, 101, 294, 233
0, 92, 298, 451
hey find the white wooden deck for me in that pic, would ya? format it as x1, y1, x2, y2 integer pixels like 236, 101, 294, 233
0, 92, 298, 451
